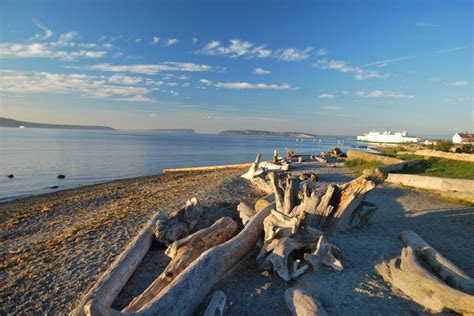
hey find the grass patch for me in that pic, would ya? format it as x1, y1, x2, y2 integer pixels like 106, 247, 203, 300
398, 157, 474, 180
345, 159, 386, 176
394, 153, 422, 161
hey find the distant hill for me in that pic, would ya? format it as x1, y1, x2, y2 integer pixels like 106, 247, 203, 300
0, 117, 114, 130
220, 130, 315, 138
152, 129, 196, 134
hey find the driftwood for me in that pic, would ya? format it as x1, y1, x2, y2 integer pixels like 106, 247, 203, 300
162, 163, 252, 173
86, 201, 276, 316
123, 217, 238, 312
241, 154, 264, 179
257, 171, 376, 280
255, 194, 275, 213
203, 291, 226, 316
242, 153, 289, 180
237, 202, 256, 226
154, 197, 203, 246
376, 231, 474, 315
284, 288, 328, 316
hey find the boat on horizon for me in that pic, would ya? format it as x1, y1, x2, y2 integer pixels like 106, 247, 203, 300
357, 130, 420, 144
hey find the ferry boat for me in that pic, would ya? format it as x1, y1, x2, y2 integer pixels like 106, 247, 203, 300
357, 130, 420, 143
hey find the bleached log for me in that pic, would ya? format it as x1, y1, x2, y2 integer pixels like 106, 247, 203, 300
284, 288, 328, 316
154, 197, 203, 246
269, 172, 285, 212
237, 202, 256, 226
265, 237, 305, 281
124, 217, 238, 312
163, 163, 252, 173
203, 291, 226, 316
255, 193, 275, 213
399, 230, 474, 295
376, 246, 474, 315
241, 154, 264, 179
249, 177, 273, 195
304, 235, 343, 272
71, 212, 164, 316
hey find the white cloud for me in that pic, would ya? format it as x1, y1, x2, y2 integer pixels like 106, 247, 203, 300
446, 81, 469, 87
181, 82, 190, 87
416, 22, 440, 27
254, 67, 271, 75
355, 90, 414, 98
108, 73, 143, 85
32, 18, 53, 39
164, 38, 178, 46
437, 46, 468, 53
170, 90, 179, 96
117, 95, 158, 103
0, 42, 107, 60
70, 62, 218, 75
276, 47, 313, 61
363, 56, 416, 67
152, 36, 160, 45
214, 82, 293, 90
199, 79, 212, 86
136, 38, 141, 43
0, 70, 156, 103
314, 58, 387, 80
321, 105, 342, 111
318, 48, 328, 56
192, 38, 199, 44
198, 39, 272, 58
319, 93, 336, 99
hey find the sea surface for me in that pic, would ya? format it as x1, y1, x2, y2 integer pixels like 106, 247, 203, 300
0, 128, 361, 200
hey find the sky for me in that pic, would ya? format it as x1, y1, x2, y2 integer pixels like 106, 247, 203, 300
0, 0, 472, 136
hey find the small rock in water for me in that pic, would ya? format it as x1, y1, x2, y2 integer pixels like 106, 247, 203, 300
57, 174, 65, 179
7, 174, 14, 179
50, 186, 58, 189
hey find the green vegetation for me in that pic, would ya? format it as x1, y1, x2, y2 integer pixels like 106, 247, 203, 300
399, 157, 474, 180
344, 159, 386, 175
434, 140, 454, 152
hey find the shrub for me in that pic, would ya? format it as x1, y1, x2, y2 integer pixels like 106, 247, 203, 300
434, 140, 453, 152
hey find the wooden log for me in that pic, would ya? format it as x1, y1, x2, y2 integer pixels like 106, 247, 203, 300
123, 217, 238, 312
399, 230, 474, 295
163, 163, 251, 173
255, 193, 275, 213
284, 288, 328, 316
241, 154, 263, 179
237, 202, 256, 225
154, 197, 203, 246
269, 172, 285, 213
375, 246, 474, 315
303, 235, 342, 272
203, 291, 226, 316
71, 212, 164, 316
249, 177, 273, 195
85, 201, 277, 316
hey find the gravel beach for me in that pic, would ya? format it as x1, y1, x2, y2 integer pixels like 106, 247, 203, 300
1, 163, 473, 315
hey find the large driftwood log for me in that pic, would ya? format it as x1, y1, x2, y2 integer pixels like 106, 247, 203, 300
123, 217, 238, 312
237, 202, 256, 226
376, 231, 474, 315
86, 202, 276, 316
304, 235, 342, 272
255, 193, 275, 213
242, 153, 289, 180
154, 197, 203, 246
284, 288, 328, 316
241, 154, 264, 179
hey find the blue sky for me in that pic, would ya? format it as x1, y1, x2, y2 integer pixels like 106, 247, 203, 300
0, 0, 472, 136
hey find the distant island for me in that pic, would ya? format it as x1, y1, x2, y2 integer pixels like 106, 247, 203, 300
152, 129, 196, 134
220, 130, 315, 138
0, 117, 114, 130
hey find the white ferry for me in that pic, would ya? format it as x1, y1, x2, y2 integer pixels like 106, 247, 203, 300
357, 130, 420, 143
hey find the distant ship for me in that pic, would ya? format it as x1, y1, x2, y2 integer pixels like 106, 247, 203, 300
19, 125, 25, 129
357, 130, 420, 143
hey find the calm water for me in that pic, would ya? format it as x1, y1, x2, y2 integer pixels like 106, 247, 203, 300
0, 128, 359, 200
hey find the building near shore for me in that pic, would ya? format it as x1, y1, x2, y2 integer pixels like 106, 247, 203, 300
452, 132, 474, 144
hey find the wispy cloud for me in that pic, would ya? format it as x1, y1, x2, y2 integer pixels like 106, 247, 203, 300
69, 62, 219, 75
164, 38, 178, 46
415, 21, 440, 27
321, 105, 342, 111
276, 47, 313, 61
446, 81, 469, 87
437, 46, 468, 53
363, 56, 416, 67
319, 93, 336, 99
198, 39, 272, 58
0, 43, 107, 60
318, 48, 328, 56
314, 59, 387, 80
355, 90, 414, 98
32, 18, 53, 39
0, 70, 157, 103
152, 36, 160, 45
214, 81, 295, 90
108, 73, 143, 85
192, 38, 199, 45
254, 67, 271, 75
199, 79, 213, 86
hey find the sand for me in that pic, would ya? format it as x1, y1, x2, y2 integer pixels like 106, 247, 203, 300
1, 162, 473, 315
